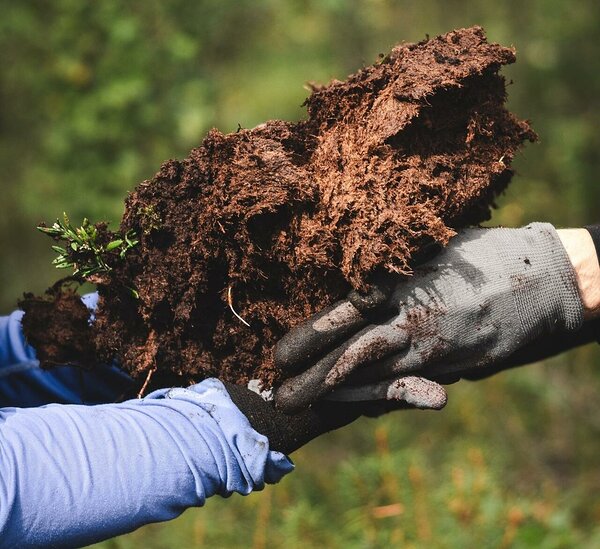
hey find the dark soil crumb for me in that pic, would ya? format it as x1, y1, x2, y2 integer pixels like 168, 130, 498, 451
20, 283, 96, 368
23, 26, 536, 390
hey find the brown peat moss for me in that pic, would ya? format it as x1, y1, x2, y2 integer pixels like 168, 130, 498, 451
22, 27, 536, 391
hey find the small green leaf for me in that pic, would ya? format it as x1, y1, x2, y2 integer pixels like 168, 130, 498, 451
53, 258, 71, 267
106, 239, 123, 251
125, 286, 140, 299
39, 213, 138, 281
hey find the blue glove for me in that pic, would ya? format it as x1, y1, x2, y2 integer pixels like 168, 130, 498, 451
0, 293, 133, 407
0, 378, 293, 548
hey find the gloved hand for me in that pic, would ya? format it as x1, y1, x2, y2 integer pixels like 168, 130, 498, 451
225, 375, 446, 455
274, 223, 585, 412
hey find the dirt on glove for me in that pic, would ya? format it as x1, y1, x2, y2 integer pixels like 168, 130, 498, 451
21, 26, 536, 391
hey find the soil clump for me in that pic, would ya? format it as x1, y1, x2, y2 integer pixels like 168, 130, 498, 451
22, 26, 536, 391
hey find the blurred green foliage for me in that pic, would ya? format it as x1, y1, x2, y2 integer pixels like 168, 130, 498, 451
2, 0, 600, 547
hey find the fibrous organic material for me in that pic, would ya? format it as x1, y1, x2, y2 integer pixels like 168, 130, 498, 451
22, 27, 536, 392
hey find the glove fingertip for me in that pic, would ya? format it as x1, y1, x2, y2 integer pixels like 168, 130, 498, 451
389, 376, 448, 410
347, 282, 393, 313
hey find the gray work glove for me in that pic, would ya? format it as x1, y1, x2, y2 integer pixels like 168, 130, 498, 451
274, 223, 584, 413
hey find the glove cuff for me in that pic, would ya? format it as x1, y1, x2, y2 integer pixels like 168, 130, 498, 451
495, 223, 584, 337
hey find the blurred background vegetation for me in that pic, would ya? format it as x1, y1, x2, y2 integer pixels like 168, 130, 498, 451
2, 0, 600, 547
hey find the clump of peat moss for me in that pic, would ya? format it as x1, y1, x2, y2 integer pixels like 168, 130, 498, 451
23, 27, 536, 392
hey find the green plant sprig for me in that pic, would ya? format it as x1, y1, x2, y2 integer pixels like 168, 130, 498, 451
38, 213, 139, 279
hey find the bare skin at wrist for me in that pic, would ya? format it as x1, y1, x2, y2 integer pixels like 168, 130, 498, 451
557, 228, 600, 320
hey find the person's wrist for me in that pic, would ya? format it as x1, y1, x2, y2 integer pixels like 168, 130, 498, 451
557, 228, 600, 320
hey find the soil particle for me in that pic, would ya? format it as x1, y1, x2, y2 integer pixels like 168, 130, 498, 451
23, 26, 536, 391
20, 283, 96, 368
